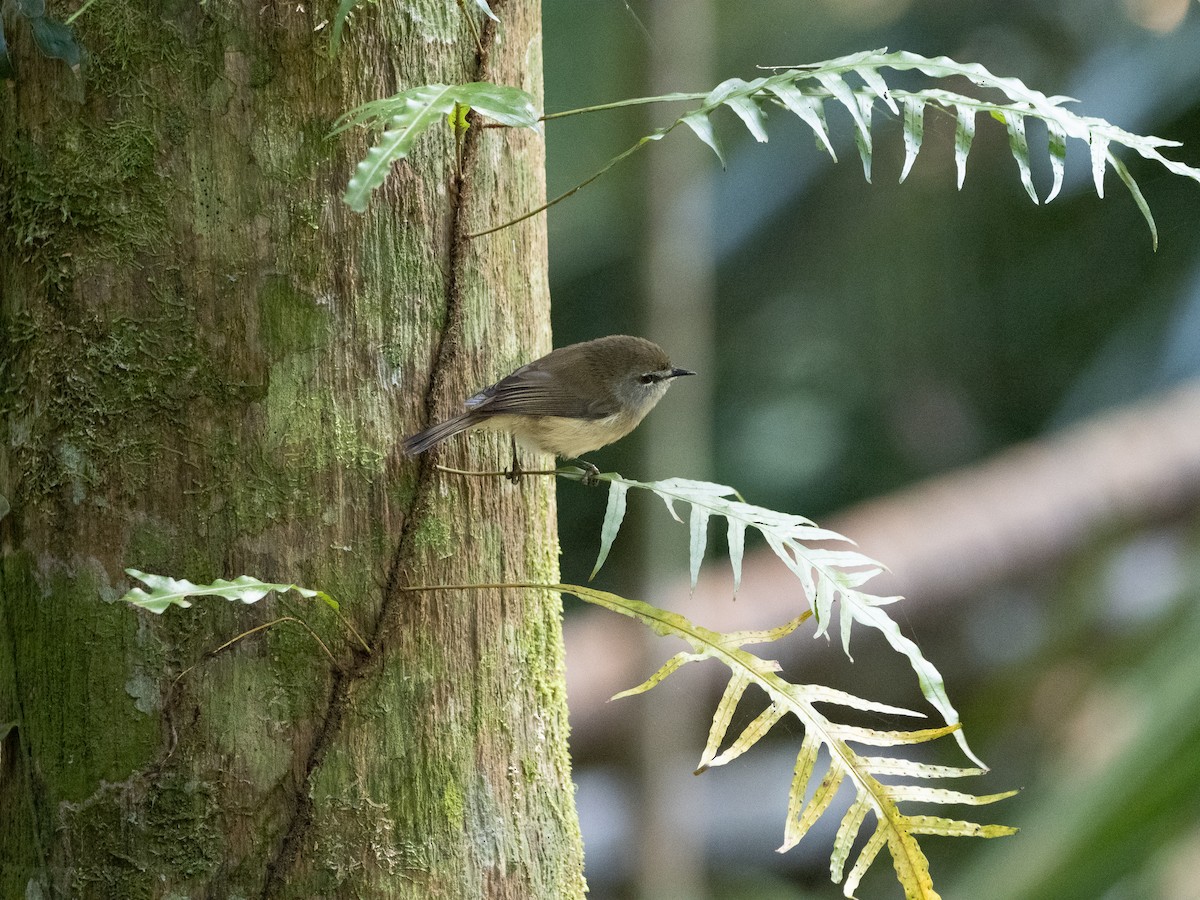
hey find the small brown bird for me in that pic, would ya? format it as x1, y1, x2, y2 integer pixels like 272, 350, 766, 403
401, 335, 694, 479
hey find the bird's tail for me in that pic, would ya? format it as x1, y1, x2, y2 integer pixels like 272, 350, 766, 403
401, 411, 481, 456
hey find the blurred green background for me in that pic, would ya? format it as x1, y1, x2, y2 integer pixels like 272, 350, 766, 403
539, 1, 1200, 898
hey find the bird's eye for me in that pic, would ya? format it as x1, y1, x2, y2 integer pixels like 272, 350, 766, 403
639, 373, 655, 384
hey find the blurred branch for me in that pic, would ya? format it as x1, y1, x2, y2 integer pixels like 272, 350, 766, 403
831, 379, 1200, 603
567, 381, 1200, 745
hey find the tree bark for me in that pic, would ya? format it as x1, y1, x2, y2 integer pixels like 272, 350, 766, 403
0, 2, 584, 898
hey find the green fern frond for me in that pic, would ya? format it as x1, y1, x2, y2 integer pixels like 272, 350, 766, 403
587, 473, 984, 767
559, 583, 1016, 900
332, 82, 539, 212
121, 569, 336, 614
328, 0, 362, 58
334, 51, 1200, 242
518, 49, 1198, 248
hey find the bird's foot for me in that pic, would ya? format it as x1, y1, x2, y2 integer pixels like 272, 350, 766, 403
506, 437, 523, 484
575, 460, 600, 486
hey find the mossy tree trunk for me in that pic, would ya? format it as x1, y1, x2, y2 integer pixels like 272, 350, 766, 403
0, 2, 585, 897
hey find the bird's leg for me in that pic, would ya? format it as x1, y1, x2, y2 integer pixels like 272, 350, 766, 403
569, 458, 600, 486
506, 435, 523, 483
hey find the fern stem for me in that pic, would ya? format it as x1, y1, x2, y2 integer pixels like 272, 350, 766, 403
434, 463, 595, 481
541, 92, 708, 121
467, 125, 680, 238
328, 605, 372, 654
170, 617, 340, 697
398, 581, 555, 594
455, 0, 486, 57
434, 464, 558, 477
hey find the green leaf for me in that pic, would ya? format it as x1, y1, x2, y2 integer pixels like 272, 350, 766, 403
779, 733, 822, 851
833, 722, 961, 747
843, 823, 888, 896
953, 104, 976, 189
708, 77, 769, 142
1005, 113, 1039, 204
853, 92, 874, 183
765, 82, 837, 160
591, 479, 629, 579
329, 0, 362, 58
344, 86, 456, 213
860, 757, 984, 779
811, 69, 874, 177
610, 651, 698, 700
63, 0, 100, 25
723, 612, 811, 649
830, 794, 871, 881
854, 64, 897, 114
851, 598, 983, 767
697, 671, 752, 771
802, 685, 924, 717
681, 111, 725, 166
889, 786, 1019, 806
814, 72, 871, 151
1046, 119, 1067, 202
122, 569, 327, 615
28, 14, 81, 68
1108, 152, 1157, 251
905, 815, 1018, 839
0, 493, 9, 521
899, 96, 926, 183
448, 101, 471, 135
688, 502, 711, 592
701, 703, 785, 771
1089, 134, 1109, 199
450, 82, 540, 127
727, 517, 746, 597
337, 82, 539, 212
794, 765, 846, 837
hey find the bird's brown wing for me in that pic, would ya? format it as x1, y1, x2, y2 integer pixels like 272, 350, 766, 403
466, 361, 615, 419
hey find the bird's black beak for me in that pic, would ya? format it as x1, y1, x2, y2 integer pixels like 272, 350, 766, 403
669, 368, 696, 379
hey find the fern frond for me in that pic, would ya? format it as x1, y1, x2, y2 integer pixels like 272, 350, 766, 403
559, 583, 1016, 900
121, 569, 337, 613
535, 48, 1200, 248
587, 473, 984, 766
333, 82, 539, 212
328, 0, 362, 58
